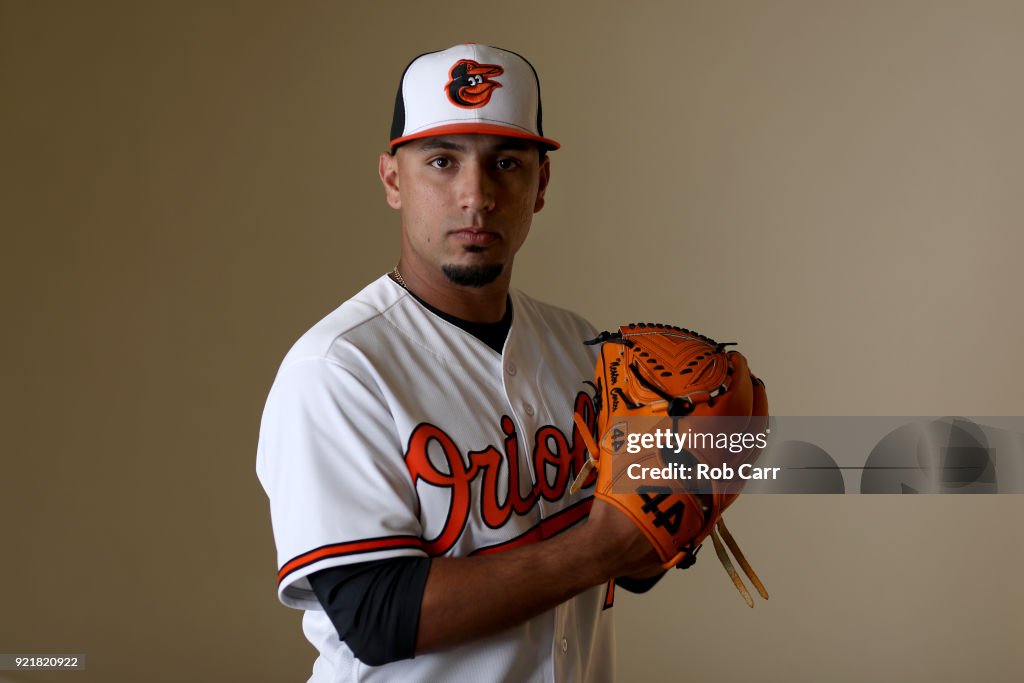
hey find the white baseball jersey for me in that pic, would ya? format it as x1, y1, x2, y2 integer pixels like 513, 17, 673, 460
256, 275, 615, 683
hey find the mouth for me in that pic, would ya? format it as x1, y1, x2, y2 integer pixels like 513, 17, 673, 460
449, 229, 501, 248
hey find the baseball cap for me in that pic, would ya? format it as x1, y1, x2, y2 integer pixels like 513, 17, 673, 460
389, 43, 560, 152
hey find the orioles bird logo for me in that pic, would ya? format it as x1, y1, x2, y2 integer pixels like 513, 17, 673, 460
446, 59, 503, 108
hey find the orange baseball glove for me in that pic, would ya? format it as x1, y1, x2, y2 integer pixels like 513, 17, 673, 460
572, 323, 770, 606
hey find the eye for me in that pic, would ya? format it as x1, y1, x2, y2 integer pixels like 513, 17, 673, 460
496, 157, 521, 171
430, 157, 452, 169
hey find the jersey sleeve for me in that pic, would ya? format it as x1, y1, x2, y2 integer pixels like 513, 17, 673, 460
256, 356, 425, 609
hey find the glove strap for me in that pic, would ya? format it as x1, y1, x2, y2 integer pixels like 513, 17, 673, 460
710, 518, 770, 608
569, 412, 600, 494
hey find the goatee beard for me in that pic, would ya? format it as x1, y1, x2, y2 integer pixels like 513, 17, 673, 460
442, 263, 504, 287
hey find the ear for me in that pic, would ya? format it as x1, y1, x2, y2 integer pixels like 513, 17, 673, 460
379, 151, 402, 209
533, 155, 551, 213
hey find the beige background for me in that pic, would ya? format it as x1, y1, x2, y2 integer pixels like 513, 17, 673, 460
2, 1, 1022, 681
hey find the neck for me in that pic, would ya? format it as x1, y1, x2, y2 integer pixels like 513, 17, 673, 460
394, 261, 510, 323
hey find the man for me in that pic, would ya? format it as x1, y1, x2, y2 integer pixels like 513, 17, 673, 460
256, 43, 664, 682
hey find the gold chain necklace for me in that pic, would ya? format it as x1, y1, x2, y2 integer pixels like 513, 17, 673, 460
390, 267, 407, 289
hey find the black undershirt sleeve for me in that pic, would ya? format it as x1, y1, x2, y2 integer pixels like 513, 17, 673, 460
308, 557, 432, 667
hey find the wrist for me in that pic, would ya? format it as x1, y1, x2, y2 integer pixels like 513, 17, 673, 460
570, 515, 624, 585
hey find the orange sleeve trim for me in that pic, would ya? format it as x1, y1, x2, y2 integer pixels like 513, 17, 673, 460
279, 500, 594, 583
603, 579, 616, 610
277, 535, 425, 585
471, 498, 593, 556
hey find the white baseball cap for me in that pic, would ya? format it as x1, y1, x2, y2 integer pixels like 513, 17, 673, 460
389, 43, 560, 152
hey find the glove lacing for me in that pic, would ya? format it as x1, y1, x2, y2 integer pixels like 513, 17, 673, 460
709, 518, 769, 607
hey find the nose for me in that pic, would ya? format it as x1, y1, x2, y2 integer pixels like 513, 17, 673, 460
456, 161, 496, 214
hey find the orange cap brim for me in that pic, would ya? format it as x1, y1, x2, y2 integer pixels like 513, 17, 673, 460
390, 123, 560, 152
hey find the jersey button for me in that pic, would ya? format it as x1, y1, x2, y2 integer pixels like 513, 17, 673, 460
524, 403, 535, 416
561, 638, 568, 653
506, 363, 517, 376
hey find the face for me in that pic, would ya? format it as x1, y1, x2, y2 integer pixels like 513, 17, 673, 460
379, 134, 550, 289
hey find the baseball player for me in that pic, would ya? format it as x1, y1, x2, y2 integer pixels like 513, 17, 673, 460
256, 43, 665, 682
